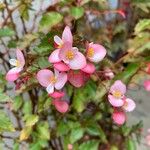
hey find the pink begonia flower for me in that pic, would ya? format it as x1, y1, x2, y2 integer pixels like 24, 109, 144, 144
37, 69, 67, 94
144, 80, 150, 91
49, 26, 73, 63
86, 42, 106, 63
52, 99, 69, 113
108, 80, 126, 107
81, 62, 96, 74
49, 26, 86, 70
59, 42, 86, 70
6, 49, 25, 81
68, 70, 90, 88
49, 91, 65, 99
122, 98, 136, 112
112, 110, 126, 125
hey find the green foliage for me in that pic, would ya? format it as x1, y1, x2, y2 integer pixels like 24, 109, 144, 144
70, 7, 84, 19
79, 140, 99, 150
0, 27, 15, 37
126, 138, 136, 150
70, 127, 84, 143
135, 19, 150, 34
0, 89, 12, 103
0, 111, 15, 133
39, 12, 63, 32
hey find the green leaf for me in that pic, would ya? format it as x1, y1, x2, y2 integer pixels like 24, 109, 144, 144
70, 127, 84, 143
0, 89, 12, 103
19, 126, 32, 141
135, 19, 150, 34
13, 96, 23, 111
38, 57, 51, 69
79, 140, 99, 150
23, 100, 32, 115
70, 7, 84, 19
0, 27, 15, 37
57, 121, 69, 136
36, 122, 50, 140
114, 63, 140, 84
86, 124, 107, 142
126, 138, 136, 150
0, 111, 15, 133
39, 12, 63, 32
25, 115, 39, 126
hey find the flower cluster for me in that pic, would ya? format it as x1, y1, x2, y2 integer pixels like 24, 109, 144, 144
36, 26, 106, 112
108, 80, 136, 125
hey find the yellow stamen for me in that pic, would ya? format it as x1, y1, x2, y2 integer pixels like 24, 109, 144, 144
113, 91, 122, 99
66, 50, 74, 60
50, 76, 57, 84
87, 48, 94, 58
16, 60, 21, 67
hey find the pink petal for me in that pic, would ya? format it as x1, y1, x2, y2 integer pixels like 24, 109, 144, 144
54, 62, 70, 71
146, 135, 150, 146
123, 98, 136, 112
62, 26, 73, 45
144, 80, 150, 91
55, 72, 67, 90
110, 80, 126, 95
81, 62, 95, 74
16, 49, 25, 67
112, 110, 126, 125
49, 91, 65, 98
54, 35, 63, 46
108, 95, 124, 107
69, 52, 86, 70
68, 70, 85, 88
48, 49, 61, 63
116, 9, 126, 18
52, 99, 69, 113
6, 70, 20, 81
37, 69, 53, 87
87, 44, 106, 63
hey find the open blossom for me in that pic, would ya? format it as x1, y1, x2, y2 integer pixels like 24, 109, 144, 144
144, 80, 150, 91
108, 80, 126, 107
49, 26, 87, 70
37, 69, 67, 94
146, 129, 150, 146
112, 110, 126, 125
6, 49, 25, 81
86, 42, 106, 63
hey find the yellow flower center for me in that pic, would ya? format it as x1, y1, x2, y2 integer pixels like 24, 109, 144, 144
50, 76, 57, 84
66, 50, 74, 60
87, 48, 94, 58
16, 60, 21, 67
113, 91, 122, 99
